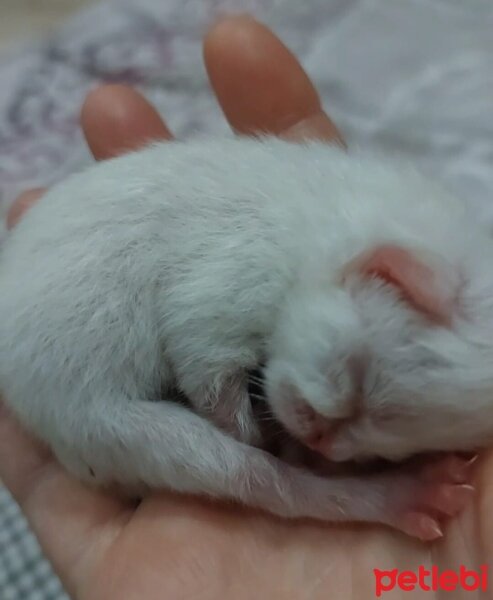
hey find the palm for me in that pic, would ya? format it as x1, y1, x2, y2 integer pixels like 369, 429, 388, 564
0, 15, 487, 600
14, 447, 486, 600
40, 457, 488, 600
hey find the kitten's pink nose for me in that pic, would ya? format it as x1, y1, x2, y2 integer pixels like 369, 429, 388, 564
304, 430, 334, 456
291, 395, 355, 458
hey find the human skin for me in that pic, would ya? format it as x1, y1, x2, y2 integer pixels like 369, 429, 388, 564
0, 15, 492, 600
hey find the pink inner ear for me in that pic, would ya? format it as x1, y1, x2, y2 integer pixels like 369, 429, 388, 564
343, 245, 459, 325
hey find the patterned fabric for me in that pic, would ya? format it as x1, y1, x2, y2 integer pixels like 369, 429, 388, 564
0, 488, 66, 599
1, 0, 493, 597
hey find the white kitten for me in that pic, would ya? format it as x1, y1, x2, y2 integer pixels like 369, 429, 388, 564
0, 137, 485, 539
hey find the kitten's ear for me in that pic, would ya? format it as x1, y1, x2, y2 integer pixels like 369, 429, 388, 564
342, 244, 460, 325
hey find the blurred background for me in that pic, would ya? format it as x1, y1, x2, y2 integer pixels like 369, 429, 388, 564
1, 0, 98, 52
0, 1, 492, 599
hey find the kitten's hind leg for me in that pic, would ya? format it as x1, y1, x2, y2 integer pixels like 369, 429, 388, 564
47, 391, 473, 540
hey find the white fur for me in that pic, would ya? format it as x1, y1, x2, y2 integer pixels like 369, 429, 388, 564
0, 137, 492, 527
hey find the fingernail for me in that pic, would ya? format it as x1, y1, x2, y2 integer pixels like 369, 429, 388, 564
429, 522, 444, 538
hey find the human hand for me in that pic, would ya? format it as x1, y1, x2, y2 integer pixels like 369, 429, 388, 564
1, 16, 490, 600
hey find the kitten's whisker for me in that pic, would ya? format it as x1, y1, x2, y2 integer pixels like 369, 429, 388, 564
248, 373, 264, 382
256, 416, 279, 423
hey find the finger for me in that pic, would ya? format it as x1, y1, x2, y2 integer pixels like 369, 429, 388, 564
7, 86, 173, 228
6, 188, 45, 230
204, 16, 345, 144
81, 84, 174, 161
0, 401, 133, 597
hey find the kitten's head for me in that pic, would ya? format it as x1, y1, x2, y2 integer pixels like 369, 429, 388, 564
264, 239, 493, 462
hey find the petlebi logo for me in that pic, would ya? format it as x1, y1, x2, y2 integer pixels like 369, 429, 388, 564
374, 565, 488, 596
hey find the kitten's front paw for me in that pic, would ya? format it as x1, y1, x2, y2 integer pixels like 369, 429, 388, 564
380, 455, 476, 540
